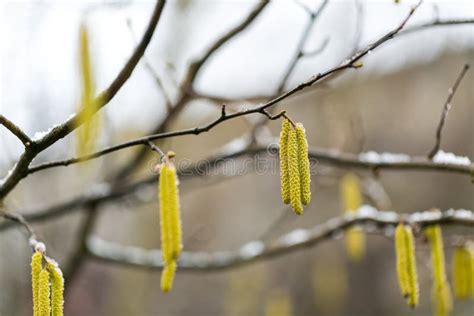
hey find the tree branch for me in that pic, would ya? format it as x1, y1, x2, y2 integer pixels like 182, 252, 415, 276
276, 0, 330, 93
399, 18, 474, 36
85, 208, 473, 271
111, 0, 270, 181
0, 115, 32, 146
2, 142, 472, 233
0, 0, 166, 200
427, 64, 470, 158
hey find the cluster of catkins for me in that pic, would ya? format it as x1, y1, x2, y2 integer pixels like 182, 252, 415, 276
158, 153, 183, 293
393, 223, 474, 315
279, 119, 311, 215
31, 250, 64, 316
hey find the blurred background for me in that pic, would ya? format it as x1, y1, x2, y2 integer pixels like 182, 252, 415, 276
1, 0, 473, 315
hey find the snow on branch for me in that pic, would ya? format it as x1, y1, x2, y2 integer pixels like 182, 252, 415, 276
86, 207, 473, 271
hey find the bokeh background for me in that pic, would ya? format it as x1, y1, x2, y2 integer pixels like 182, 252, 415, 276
1, 0, 473, 315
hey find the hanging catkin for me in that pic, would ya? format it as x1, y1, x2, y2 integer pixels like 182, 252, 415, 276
425, 225, 452, 316
161, 261, 177, 293
47, 260, 64, 316
340, 173, 362, 213
279, 120, 291, 204
287, 127, 303, 215
394, 223, 419, 308
76, 23, 101, 156
340, 173, 365, 261
279, 119, 311, 215
295, 123, 311, 206
452, 245, 471, 300
159, 155, 182, 292
31, 251, 43, 316
38, 269, 51, 316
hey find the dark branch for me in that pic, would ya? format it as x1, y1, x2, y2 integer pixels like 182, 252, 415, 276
25, 4, 425, 176
0, 0, 166, 199
400, 18, 474, 36
276, 0, 330, 93
427, 64, 470, 158
0, 115, 32, 146
111, 0, 270, 181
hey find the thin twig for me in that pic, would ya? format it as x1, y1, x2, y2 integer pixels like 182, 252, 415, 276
427, 64, 470, 158
146, 141, 165, 158
0, 115, 32, 146
276, 0, 330, 94
0, 0, 166, 199
126, 18, 173, 110
85, 208, 473, 271
0, 209, 36, 239
110, 0, 270, 182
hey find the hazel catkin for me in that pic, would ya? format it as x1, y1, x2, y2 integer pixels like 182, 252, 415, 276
395, 223, 419, 308
278, 119, 312, 215
47, 260, 64, 316
279, 119, 291, 205
295, 123, 311, 206
31, 251, 43, 316
425, 225, 452, 316
159, 157, 182, 293
38, 269, 51, 316
287, 127, 303, 215
161, 261, 177, 293
340, 173, 365, 261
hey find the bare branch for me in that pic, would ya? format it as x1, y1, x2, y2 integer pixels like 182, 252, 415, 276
2, 142, 472, 234
126, 18, 173, 110
85, 208, 473, 271
0, 0, 166, 199
112, 0, 270, 181
0, 209, 36, 241
35, 0, 167, 150
0, 115, 32, 146
427, 64, 470, 158
276, 0, 330, 93
400, 18, 474, 36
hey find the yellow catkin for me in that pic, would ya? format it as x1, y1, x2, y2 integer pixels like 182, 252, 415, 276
340, 173, 362, 213
31, 251, 43, 316
38, 269, 51, 316
159, 164, 172, 264
47, 261, 64, 316
166, 163, 182, 260
404, 225, 419, 307
395, 224, 409, 297
425, 225, 452, 316
340, 173, 364, 261
345, 227, 365, 262
452, 247, 469, 299
160, 162, 182, 263
159, 159, 182, 293
395, 224, 419, 307
160, 261, 177, 293
279, 119, 291, 204
469, 243, 474, 299
287, 128, 303, 215
295, 123, 311, 206
76, 24, 101, 156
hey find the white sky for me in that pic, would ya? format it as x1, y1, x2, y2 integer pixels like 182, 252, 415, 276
0, 0, 473, 169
